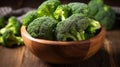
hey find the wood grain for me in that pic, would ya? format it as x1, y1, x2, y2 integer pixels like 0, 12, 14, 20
0, 44, 111, 67
0, 46, 25, 67
21, 47, 50, 67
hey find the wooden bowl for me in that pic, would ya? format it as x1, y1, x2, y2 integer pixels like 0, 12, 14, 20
21, 25, 106, 64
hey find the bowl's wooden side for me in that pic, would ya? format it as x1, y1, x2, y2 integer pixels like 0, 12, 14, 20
21, 26, 106, 64
84, 27, 106, 60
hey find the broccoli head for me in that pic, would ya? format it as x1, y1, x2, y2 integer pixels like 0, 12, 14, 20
68, 2, 89, 16
54, 4, 72, 21
94, 5, 116, 30
0, 16, 21, 35
85, 19, 101, 39
37, 0, 61, 18
0, 16, 5, 29
0, 16, 23, 47
88, 0, 104, 17
22, 10, 37, 27
88, 0, 116, 30
87, 19, 101, 33
0, 30, 23, 47
56, 14, 90, 41
27, 16, 57, 40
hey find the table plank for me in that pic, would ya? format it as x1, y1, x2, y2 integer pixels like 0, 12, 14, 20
0, 46, 25, 67
107, 30, 120, 67
21, 47, 50, 67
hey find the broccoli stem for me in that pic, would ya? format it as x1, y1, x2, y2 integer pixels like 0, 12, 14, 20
63, 33, 77, 41
61, 13, 66, 21
16, 37, 23, 45
0, 36, 3, 45
76, 31, 85, 40
0, 28, 6, 34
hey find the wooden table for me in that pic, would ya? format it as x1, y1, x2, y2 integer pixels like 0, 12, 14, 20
0, 22, 120, 67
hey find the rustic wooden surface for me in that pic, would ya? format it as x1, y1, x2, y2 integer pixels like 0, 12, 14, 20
0, 21, 120, 67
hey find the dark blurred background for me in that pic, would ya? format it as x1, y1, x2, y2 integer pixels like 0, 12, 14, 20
0, 0, 120, 9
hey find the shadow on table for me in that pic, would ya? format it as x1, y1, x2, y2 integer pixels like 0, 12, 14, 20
49, 46, 111, 67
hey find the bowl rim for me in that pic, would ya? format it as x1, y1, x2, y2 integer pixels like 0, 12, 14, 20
21, 25, 106, 45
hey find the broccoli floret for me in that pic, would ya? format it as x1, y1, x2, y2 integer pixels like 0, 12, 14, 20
88, 0, 104, 17
85, 19, 101, 39
0, 16, 21, 35
22, 10, 37, 27
56, 14, 90, 41
37, 0, 61, 19
0, 16, 5, 29
88, 0, 116, 30
27, 16, 57, 40
87, 19, 101, 33
94, 5, 116, 30
0, 35, 3, 45
0, 16, 23, 47
68, 2, 89, 16
0, 30, 23, 47
54, 4, 72, 21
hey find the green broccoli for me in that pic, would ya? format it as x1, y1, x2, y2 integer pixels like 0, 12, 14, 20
88, 0, 104, 17
37, 0, 61, 19
85, 19, 101, 39
88, 0, 116, 30
23, 0, 102, 42
27, 16, 57, 40
68, 2, 89, 16
22, 10, 37, 27
56, 14, 90, 41
0, 16, 5, 29
94, 5, 116, 30
0, 30, 23, 47
0, 35, 3, 45
87, 19, 101, 33
0, 16, 21, 35
0, 16, 23, 47
54, 4, 72, 21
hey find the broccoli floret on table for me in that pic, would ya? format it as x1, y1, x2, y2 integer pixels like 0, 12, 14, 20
0, 30, 23, 47
0, 16, 21, 35
0, 16, 23, 47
